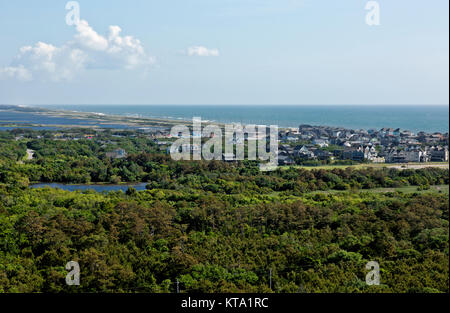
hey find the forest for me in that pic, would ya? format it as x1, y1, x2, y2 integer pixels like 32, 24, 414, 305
0, 129, 448, 293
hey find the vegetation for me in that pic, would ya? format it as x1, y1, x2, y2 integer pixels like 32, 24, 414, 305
0, 129, 448, 293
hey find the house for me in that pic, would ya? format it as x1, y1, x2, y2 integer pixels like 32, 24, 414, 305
84, 134, 95, 140
343, 148, 365, 161
330, 130, 341, 138
401, 130, 414, 137
371, 156, 385, 163
222, 153, 236, 162
312, 139, 329, 148
379, 128, 395, 137
314, 149, 333, 160
299, 124, 315, 132
106, 148, 127, 159
299, 133, 313, 140
343, 141, 352, 148
155, 140, 171, 146
364, 146, 379, 161
405, 149, 427, 163
278, 155, 295, 165
187, 144, 201, 153
286, 136, 300, 142
280, 132, 300, 142
278, 146, 294, 161
288, 128, 300, 135
429, 147, 449, 162
389, 152, 407, 163
384, 148, 414, 163
294, 145, 315, 159
380, 135, 399, 146
420, 133, 443, 144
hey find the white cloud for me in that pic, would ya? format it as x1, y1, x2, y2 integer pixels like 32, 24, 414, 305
74, 20, 109, 51
4, 42, 88, 81
187, 46, 220, 57
0, 65, 32, 82
0, 20, 155, 82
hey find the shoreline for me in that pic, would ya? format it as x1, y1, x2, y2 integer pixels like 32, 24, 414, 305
2, 104, 448, 133
0, 105, 221, 130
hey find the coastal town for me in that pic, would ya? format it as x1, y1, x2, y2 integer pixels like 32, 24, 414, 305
3, 103, 448, 167
9, 122, 449, 167
140, 123, 448, 166
276, 125, 449, 166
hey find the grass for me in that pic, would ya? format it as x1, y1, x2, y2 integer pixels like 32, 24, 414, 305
282, 162, 449, 171
308, 185, 449, 195
367, 184, 449, 194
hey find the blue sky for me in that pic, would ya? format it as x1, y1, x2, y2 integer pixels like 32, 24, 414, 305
0, 0, 448, 105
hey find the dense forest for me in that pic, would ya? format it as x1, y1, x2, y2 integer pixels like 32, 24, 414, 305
0, 129, 448, 293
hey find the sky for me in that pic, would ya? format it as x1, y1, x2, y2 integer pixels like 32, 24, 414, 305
0, 0, 448, 105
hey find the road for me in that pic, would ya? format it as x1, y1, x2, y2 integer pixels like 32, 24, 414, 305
389, 163, 449, 170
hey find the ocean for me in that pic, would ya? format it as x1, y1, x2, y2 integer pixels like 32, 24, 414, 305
31, 105, 449, 133
33, 105, 449, 132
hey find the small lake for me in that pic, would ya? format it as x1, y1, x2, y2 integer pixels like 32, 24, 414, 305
30, 182, 148, 192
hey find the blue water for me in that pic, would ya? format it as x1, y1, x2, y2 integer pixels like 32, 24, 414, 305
0, 111, 94, 125
0, 111, 138, 130
34, 105, 449, 133
0, 126, 62, 131
30, 183, 148, 192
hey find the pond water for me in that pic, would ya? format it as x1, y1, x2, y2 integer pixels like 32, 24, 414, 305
30, 182, 148, 192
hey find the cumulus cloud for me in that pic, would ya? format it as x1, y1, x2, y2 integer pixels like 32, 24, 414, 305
0, 20, 155, 82
0, 65, 33, 82
187, 46, 220, 57
4, 42, 89, 81
74, 20, 109, 51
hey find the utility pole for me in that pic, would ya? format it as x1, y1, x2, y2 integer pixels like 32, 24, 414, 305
176, 279, 180, 293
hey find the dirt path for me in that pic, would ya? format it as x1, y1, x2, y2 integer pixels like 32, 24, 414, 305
389, 163, 449, 170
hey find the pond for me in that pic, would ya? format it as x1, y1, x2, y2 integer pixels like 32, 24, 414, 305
30, 182, 148, 192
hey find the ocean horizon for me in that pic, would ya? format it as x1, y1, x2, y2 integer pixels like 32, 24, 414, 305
27, 104, 449, 134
